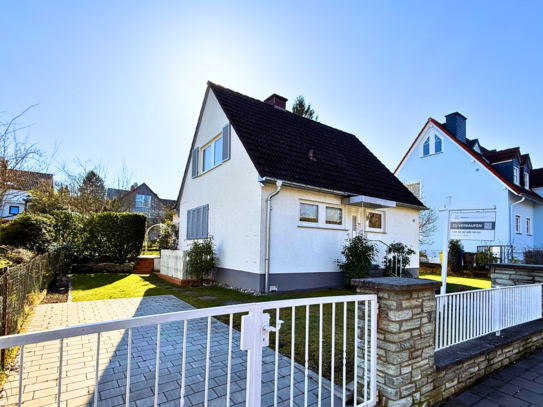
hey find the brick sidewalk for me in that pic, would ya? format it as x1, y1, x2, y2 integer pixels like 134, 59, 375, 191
0, 296, 341, 407
444, 348, 543, 407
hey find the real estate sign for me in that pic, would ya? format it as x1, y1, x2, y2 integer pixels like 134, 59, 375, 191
449, 211, 496, 241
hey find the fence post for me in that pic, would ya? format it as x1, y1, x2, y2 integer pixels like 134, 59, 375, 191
1, 267, 9, 369
352, 277, 441, 407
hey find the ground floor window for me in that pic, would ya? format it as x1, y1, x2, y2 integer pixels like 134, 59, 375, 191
325, 206, 342, 225
366, 210, 385, 233
299, 203, 318, 223
515, 215, 522, 234
526, 217, 532, 236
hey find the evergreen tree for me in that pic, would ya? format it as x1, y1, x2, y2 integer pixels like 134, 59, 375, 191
291, 95, 319, 121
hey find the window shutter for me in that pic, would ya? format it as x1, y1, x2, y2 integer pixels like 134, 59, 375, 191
196, 206, 203, 238
201, 205, 209, 238
187, 209, 193, 239
191, 147, 199, 178
222, 124, 230, 161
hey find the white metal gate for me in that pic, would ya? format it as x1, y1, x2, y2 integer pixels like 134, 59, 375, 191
0, 295, 377, 407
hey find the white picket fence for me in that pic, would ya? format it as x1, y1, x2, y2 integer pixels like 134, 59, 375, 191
435, 284, 543, 351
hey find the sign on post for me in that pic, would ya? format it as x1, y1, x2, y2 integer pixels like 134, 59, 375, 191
449, 211, 496, 241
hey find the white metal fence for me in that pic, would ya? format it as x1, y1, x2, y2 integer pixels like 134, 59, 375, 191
435, 284, 543, 351
0, 295, 377, 407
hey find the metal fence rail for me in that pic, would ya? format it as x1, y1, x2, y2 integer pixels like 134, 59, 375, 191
0, 295, 377, 407
435, 284, 542, 351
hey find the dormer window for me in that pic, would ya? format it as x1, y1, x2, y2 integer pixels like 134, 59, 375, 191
514, 167, 520, 185
525, 172, 530, 189
423, 138, 430, 156
435, 135, 443, 154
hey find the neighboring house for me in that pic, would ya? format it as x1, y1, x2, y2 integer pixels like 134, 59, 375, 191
395, 112, 543, 262
106, 182, 176, 224
176, 82, 425, 293
1, 170, 53, 219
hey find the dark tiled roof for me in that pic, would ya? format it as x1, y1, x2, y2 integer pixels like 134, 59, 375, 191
8, 170, 53, 191
483, 147, 520, 164
521, 154, 531, 167
161, 199, 177, 208
208, 82, 424, 208
532, 168, 543, 189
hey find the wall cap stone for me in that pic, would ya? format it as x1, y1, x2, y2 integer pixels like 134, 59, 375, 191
434, 319, 543, 372
489, 263, 543, 271
351, 277, 441, 292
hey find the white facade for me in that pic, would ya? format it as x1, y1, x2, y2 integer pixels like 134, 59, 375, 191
178, 88, 421, 292
396, 120, 541, 261
1, 189, 30, 219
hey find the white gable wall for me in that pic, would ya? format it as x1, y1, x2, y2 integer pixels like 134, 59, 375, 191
396, 123, 512, 257
178, 90, 263, 276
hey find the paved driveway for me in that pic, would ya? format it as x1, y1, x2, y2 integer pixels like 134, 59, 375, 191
1, 296, 341, 407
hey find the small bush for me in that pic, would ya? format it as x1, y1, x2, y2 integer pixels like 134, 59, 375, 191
0, 246, 35, 267
383, 242, 416, 277
475, 247, 498, 269
337, 235, 377, 285
186, 236, 218, 284
0, 213, 53, 253
448, 239, 464, 274
524, 247, 543, 265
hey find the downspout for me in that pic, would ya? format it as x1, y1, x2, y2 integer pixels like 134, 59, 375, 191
265, 180, 282, 293
509, 195, 525, 261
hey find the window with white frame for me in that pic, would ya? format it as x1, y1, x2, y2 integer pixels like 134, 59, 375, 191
136, 194, 151, 208
422, 137, 430, 156
514, 167, 520, 185
527, 217, 532, 236
325, 206, 342, 225
299, 203, 318, 223
515, 215, 522, 234
435, 135, 443, 153
198, 123, 231, 175
366, 210, 385, 233
525, 172, 530, 189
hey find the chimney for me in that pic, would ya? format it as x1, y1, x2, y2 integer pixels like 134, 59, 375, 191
264, 94, 288, 110
445, 112, 467, 143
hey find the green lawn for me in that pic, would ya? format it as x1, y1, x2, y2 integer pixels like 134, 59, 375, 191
72, 273, 359, 386
419, 273, 491, 292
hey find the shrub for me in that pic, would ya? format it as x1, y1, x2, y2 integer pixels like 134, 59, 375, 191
186, 236, 218, 284
0, 246, 35, 266
336, 235, 377, 285
383, 242, 416, 277
448, 239, 464, 274
475, 247, 498, 269
157, 221, 179, 250
524, 247, 543, 265
0, 213, 53, 253
419, 250, 429, 263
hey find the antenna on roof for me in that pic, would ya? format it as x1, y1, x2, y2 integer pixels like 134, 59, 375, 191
132, 182, 138, 188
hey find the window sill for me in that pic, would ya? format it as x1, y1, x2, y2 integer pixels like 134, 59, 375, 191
421, 151, 443, 158
298, 224, 348, 231
366, 230, 386, 234
200, 161, 225, 176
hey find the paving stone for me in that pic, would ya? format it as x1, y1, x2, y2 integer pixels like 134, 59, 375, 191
455, 390, 482, 406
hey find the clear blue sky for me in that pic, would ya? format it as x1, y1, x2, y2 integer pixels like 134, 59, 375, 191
2, 1, 543, 199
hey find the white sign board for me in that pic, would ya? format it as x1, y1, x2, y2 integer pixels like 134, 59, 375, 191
449, 211, 496, 241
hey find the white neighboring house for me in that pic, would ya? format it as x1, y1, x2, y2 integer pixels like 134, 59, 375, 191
395, 112, 543, 262
176, 82, 425, 293
1, 170, 53, 219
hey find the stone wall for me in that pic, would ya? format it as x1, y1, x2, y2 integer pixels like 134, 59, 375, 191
490, 263, 543, 287
71, 262, 134, 273
429, 320, 543, 406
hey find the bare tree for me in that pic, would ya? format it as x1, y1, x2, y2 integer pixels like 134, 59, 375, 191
405, 181, 438, 245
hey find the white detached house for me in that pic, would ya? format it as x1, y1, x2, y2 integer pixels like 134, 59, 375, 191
176, 82, 425, 292
395, 113, 543, 262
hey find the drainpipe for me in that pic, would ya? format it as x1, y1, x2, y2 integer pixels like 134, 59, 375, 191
265, 180, 282, 293
509, 195, 525, 261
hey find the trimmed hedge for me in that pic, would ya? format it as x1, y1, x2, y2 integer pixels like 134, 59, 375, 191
52, 211, 147, 264
0, 213, 53, 253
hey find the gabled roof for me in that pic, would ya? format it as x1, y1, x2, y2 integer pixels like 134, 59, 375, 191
396, 119, 543, 204
206, 82, 424, 208
532, 168, 543, 189
8, 170, 53, 191
106, 183, 176, 208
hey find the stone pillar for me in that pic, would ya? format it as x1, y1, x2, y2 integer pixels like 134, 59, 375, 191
352, 277, 441, 407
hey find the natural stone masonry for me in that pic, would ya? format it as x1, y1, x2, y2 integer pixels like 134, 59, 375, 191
490, 263, 543, 287
1, 296, 341, 407
352, 277, 441, 407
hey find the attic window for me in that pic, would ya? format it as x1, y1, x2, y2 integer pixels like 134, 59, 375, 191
525, 172, 530, 189
514, 167, 520, 185
435, 135, 443, 153
473, 143, 481, 154
423, 138, 430, 156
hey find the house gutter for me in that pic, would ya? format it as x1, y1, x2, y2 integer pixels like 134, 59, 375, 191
509, 195, 526, 253
265, 180, 282, 293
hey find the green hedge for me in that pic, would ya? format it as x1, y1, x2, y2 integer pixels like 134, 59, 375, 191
51, 211, 146, 264
0, 213, 54, 253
